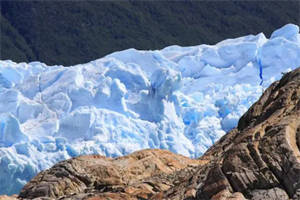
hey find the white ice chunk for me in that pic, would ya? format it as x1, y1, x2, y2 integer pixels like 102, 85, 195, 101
17, 99, 43, 123
0, 89, 20, 115
105, 61, 149, 91
57, 108, 95, 141
260, 37, 300, 85
0, 114, 28, 147
44, 92, 72, 118
271, 24, 299, 42
135, 68, 181, 122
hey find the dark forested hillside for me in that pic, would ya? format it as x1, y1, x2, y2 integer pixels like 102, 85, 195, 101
1, 1, 299, 66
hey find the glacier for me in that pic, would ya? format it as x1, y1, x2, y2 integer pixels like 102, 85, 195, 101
0, 24, 300, 194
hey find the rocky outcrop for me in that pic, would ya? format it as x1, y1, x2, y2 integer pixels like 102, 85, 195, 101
162, 67, 300, 200
18, 68, 300, 200
18, 149, 204, 200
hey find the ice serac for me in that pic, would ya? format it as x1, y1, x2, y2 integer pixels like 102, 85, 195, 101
0, 114, 28, 147
18, 67, 300, 200
271, 23, 300, 42
135, 68, 181, 122
0, 24, 300, 195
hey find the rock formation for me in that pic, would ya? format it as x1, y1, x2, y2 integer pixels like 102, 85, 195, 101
19, 149, 203, 200
14, 67, 300, 199
162, 67, 300, 200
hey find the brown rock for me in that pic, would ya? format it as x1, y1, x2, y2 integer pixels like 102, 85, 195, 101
163, 68, 300, 200
19, 149, 202, 199
0, 195, 18, 200
18, 67, 300, 200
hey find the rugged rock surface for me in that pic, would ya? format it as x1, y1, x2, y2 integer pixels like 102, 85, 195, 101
18, 67, 300, 199
18, 149, 205, 200
162, 67, 300, 200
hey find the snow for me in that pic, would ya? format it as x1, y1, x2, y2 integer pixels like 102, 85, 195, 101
0, 24, 300, 195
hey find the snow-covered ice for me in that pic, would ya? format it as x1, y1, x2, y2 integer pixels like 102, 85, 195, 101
0, 24, 300, 194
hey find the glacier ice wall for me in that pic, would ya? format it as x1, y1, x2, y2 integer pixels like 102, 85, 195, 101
0, 24, 300, 194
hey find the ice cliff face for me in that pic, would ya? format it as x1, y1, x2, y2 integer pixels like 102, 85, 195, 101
0, 24, 300, 195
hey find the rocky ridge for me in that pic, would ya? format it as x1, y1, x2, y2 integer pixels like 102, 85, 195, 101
162, 67, 300, 200
7, 67, 300, 199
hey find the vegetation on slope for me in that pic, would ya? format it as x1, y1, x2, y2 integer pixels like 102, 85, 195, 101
1, 1, 299, 65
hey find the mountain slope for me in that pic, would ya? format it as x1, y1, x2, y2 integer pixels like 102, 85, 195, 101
1, 1, 299, 65
0, 15, 36, 62
18, 67, 300, 200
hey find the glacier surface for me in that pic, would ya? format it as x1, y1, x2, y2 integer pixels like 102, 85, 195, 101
1, 24, 300, 194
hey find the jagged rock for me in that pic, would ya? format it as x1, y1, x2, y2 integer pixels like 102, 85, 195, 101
162, 68, 300, 200
18, 68, 300, 199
